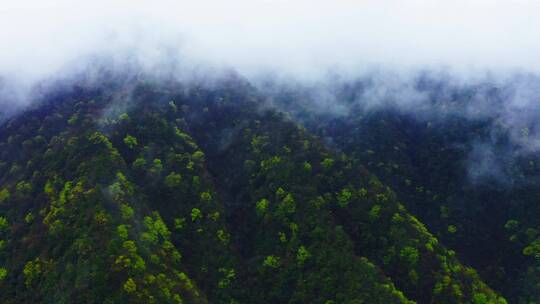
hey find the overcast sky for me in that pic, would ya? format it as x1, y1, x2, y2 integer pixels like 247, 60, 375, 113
1, 0, 540, 81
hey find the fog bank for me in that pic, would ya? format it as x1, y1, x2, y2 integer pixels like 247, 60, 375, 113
2, 0, 540, 82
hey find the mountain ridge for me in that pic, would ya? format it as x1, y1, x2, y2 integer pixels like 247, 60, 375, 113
0, 76, 509, 303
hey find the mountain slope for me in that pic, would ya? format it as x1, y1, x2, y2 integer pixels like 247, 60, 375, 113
0, 77, 505, 303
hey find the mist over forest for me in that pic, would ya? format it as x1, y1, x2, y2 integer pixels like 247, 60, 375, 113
1, 1, 540, 303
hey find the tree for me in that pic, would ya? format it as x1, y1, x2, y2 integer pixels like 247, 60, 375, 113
123, 135, 138, 149
123, 278, 137, 293
150, 159, 163, 175
132, 157, 147, 169
321, 158, 334, 169
23, 258, 47, 287
117, 225, 129, 239
120, 204, 134, 220
15, 181, 32, 197
263, 255, 280, 268
192, 151, 205, 163
256, 198, 269, 215
165, 172, 182, 188
191, 208, 202, 222
200, 191, 212, 203
337, 188, 352, 207
0, 217, 8, 232
400, 246, 419, 267
277, 193, 295, 216
297, 246, 311, 266
0, 188, 10, 204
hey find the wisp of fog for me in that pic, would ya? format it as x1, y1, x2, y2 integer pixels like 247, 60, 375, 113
2, 0, 540, 78
1, 0, 540, 182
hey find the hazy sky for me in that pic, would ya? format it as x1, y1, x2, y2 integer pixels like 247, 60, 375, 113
1, 0, 540, 81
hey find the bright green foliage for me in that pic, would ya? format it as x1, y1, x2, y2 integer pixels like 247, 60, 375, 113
142, 213, 171, 244
251, 135, 268, 154
277, 193, 295, 215
275, 187, 285, 198
400, 246, 419, 266
473, 293, 488, 304
0, 217, 7, 232
263, 255, 280, 268
296, 245, 311, 266
89, 131, 114, 148
0, 78, 507, 304
523, 241, 540, 259
123, 278, 137, 293
200, 191, 212, 203
150, 158, 163, 175
120, 204, 134, 220
192, 150, 205, 163
44, 180, 55, 196
217, 229, 230, 244
337, 188, 353, 207
24, 212, 34, 223
191, 208, 202, 222
123, 134, 138, 148
321, 158, 334, 169
368, 204, 382, 220
209, 211, 220, 221
218, 268, 236, 289
132, 157, 147, 169
174, 218, 186, 229
117, 225, 129, 239
504, 219, 519, 231
23, 258, 47, 287
108, 173, 134, 203
165, 172, 183, 188
256, 198, 269, 215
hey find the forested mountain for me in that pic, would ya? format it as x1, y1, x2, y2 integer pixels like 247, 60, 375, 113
0, 70, 536, 303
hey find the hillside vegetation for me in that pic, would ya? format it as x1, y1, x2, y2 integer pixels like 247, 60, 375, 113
0, 76, 514, 303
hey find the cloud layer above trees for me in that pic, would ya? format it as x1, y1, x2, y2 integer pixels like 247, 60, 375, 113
1, 0, 540, 81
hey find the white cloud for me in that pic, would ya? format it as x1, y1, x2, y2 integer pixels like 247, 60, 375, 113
1, 0, 540, 81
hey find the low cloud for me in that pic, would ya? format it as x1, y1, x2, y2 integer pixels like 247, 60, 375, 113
1, 0, 539, 183
2, 0, 540, 81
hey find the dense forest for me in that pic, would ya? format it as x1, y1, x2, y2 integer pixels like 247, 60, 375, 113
0, 70, 538, 303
